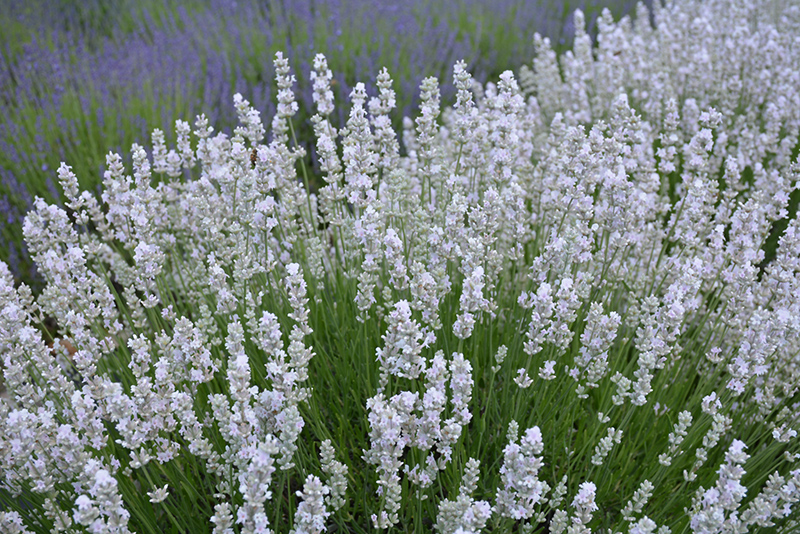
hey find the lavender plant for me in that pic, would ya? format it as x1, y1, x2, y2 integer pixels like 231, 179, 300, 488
1, 0, 645, 289
1, 0, 799, 532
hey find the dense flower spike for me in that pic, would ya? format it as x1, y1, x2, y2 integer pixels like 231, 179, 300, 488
495, 421, 550, 522
2, 1, 800, 531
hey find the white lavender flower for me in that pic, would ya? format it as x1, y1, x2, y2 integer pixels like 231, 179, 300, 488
320, 439, 348, 512
291, 475, 330, 534
3, 2, 800, 531
376, 300, 429, 385
147, 484, 169, 504
435, 458, 491, 534
495, 421, 549, 521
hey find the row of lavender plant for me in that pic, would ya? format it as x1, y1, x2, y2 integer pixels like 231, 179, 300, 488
1, 0, 799, 532
0, 0, 644, 291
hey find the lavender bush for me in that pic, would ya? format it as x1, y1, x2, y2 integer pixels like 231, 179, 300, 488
0, 0, 646, 290
1, 0, 799, 532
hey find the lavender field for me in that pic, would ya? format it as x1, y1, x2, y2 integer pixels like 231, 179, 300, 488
1, 0, 799, 533
0, 0, 645, 290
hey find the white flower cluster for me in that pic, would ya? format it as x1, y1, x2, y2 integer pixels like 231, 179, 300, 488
690, 440, 751, 533
495, 421, 549, 522
364, 350, 473, 528
1, 0, 799, 531
434, 458, 491, 534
